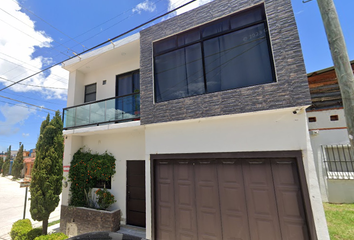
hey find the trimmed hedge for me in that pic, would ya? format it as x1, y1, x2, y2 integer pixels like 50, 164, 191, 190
10, 219, 32, 240
27, 228, 42, 240
34, 233, 68, 240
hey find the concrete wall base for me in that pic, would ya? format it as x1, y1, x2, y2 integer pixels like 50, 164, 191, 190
328, 179, 354, 203
59, 205, 120, 237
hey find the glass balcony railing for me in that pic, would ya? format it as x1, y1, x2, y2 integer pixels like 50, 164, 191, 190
63, 93, 140, 130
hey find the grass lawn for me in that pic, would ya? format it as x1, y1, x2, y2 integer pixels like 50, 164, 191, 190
323, 203, 354, 240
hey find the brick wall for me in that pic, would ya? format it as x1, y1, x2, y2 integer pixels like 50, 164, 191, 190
140, 0, 310, 125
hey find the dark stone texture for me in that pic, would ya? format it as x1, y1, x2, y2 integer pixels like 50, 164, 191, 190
140, 0, 311, 125
60, 205, 120, 236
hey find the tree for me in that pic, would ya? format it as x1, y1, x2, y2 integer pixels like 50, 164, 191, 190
12, 144, 24, 179
2, 146, 11, 176
30, 112, 64, 235
0, 156, 3, 174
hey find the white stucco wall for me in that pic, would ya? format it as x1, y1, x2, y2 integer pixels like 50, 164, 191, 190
62, 107, 328, 239
307, 109, 346, 130
327, 180, 354, 203
144, 107, 329, 240
62, 135, 83, 206
62, 125, 145, 224
67, 70, 85, 107
307, 108, 354, 203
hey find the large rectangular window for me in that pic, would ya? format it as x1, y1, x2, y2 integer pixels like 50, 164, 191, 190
115, 70, 140, 120
153, 4, 275, 103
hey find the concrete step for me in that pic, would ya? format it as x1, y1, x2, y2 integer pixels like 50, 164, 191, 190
117, 225, 146, 239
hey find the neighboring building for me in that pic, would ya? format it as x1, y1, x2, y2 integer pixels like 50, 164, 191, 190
29, 149, 36, 158
23, 157, 35, 179
61, 0, 329, 239
307, 61, 354, 203
23, 151, 30, 157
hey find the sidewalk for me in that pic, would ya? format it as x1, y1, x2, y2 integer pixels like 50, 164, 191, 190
0, 176, 61, 240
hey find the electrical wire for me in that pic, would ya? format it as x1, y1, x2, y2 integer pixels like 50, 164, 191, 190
0, 52, 68, 83
0, 99, 54, 115
0, 0, 198, 93
0, 76, 67, 90
10, 0, 87, 50
0, 6, 80, 56
0, 18, 72, 58
0, 95, 56, 112
1, 90, 65, 106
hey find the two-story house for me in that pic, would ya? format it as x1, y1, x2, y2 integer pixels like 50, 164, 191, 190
60, 0, 329, 239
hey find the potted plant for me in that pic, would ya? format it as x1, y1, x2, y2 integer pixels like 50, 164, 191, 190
95, 188, 116, 210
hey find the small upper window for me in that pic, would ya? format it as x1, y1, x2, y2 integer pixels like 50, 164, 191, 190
85, 83, 96, 103
308, 117, 316, 122
330, 115, 339, 121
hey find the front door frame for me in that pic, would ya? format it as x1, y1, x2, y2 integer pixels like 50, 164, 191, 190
126, 160, 146, 227
150, 151, 317, 240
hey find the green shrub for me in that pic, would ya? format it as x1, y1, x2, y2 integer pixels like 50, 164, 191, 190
27, 228, 42, 240
95, 188, 116, 210
10, 219, 32, 240
69, 148, 116, 207
34, 233, 68, 240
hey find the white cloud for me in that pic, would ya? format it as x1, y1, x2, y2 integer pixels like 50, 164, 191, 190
132, 0, 156, 14
168, 0, 214, 15
22, 133, 29, 137
0, 0, 68, 100
0, 103, 36, 136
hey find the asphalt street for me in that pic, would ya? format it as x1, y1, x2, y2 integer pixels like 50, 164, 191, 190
0, 176, 61, 239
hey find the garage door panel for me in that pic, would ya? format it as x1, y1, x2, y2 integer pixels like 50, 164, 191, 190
195, 164, 222, 240
154, 157, 311, 240
255, 219, 282, 240
155, 162, 176, 240
175, 163, 198, 240
217, 163, 250, 240
243, 160, 282, 240
285, 223, 310, 240
279, 190, 303, 218
271, 159, 310, 240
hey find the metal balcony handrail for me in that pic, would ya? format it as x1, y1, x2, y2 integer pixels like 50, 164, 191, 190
63, 92, 139, 111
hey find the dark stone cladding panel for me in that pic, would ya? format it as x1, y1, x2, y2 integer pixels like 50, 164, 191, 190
140, 0, 311, 125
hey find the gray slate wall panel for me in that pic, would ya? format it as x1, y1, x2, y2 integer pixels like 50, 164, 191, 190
140, 0, 311, 125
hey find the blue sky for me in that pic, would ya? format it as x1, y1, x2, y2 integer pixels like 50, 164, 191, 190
0, 0, 352, 153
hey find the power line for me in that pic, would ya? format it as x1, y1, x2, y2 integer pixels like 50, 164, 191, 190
11, 0, 87, 50
0, 6, 77, 54
0, 18, 72, 58
0, 76, 67, 90
71, 0, 165, 49
0, 52, 68, 83
1, 91, 65, 106
0, 0, 198, 93
0, 95, 56, 112
0, 99, 54, 116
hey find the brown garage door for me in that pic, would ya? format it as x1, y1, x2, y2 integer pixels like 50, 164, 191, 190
154, 158, 310, 240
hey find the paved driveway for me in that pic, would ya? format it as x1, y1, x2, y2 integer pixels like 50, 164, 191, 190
0, 176, 61, 239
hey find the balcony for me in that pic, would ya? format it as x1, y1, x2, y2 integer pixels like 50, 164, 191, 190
63, 93, 140, 130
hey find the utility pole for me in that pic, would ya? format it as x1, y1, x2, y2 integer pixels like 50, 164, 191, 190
317, 0, 354, 154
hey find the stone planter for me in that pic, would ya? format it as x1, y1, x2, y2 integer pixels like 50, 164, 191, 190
60, 205, 120, 237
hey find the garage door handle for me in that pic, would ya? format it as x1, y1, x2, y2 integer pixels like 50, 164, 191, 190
276, 161, 292, 164
249, 161, 263, 164
222, 161, 235, 164
199, 161, 211, 164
